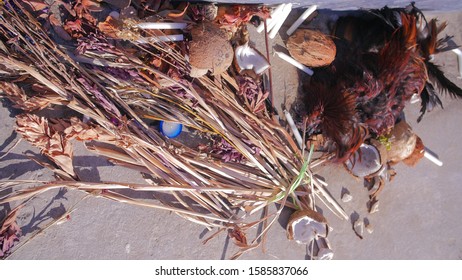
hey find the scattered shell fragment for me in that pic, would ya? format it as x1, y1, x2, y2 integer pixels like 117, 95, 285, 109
353, 219, 364, 239
287, 209, 328, 244
402, 136, 425, 166
189, 23, 233, 76
234, 44, 270, 75
365, 223, 374, 234
368, 199, 380, 214
287, 29, 336, 67
341, 192, 352, 203
317, 248, 334, 260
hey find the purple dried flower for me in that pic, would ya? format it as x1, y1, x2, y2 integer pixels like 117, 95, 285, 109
236, 75, 269, 114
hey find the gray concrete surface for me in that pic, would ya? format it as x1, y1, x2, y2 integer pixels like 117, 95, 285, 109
1, 6, 462, 260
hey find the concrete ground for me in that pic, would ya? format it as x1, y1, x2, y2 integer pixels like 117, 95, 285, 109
1, 5, 462, 260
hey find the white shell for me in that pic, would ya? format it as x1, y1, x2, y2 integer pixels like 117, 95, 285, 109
235, 44, 270, 75
365, 223, 374, 234
317, 248, 334, 260
353, 219, 364, 238
369, 200, 380, 214
345, 144, 383, 177
341, 192, 352, 203
291, 216, 327, 244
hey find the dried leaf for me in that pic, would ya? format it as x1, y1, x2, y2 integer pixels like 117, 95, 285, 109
82, 0, 104, 12
228, 228, 248, 248
16, 114, 77, 179
64, 19, 85, 39
0, 82, 67, 111
49, 15, 72, 41
98, 16, 121, 38
0, 207, 22, 258
64, 117, 116, 142
22, 0, 48, 12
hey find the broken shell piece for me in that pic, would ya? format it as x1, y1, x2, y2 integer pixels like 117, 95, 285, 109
402, 136, 425, 166
317, 248, 334, 260
234, 44, 270, 75
341, 192, 352, 203
345, 142, 387, 178
189, 23, 233, 75
365, 223, 374, 234
287, 29, 336, 67
353, 219, 364, 239
287, 209, 328, 244
368, 199, 380, 214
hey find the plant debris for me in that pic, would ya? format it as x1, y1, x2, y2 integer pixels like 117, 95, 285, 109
0, 0, 460, 259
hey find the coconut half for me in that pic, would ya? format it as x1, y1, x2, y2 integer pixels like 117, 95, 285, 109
286, 209, 328, 244
234, 44, 270, 75
189, 23, 233, 76
345, 142, 387, 178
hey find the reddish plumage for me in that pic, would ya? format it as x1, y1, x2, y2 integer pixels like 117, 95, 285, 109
303, 3, 462, 162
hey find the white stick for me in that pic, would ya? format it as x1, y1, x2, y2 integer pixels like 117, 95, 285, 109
136, 34, 184, 44
136, 22, 187, 30
256, 4, 285, 33
424, 149, 443, 167
284, 109, 303, 149
452, 48, 462, 79
286, 5, 317, 36
275, 51, 314, 75
269, 3, 292, 39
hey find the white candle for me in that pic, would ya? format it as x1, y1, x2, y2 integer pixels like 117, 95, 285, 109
137, 34, 184, 44
452, 48, 462, 79
275, 51, 314, 76
256, 4, 285, 33
424, 149, 443, 167
284, 109, 303, 149
136, 22, 187, 30
269, 3, 292, 39
286, 5, 317, 36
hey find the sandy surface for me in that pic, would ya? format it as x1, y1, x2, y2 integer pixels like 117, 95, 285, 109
1, 6, 462, 259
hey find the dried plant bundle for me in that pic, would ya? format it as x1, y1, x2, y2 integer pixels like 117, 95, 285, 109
0, 0, 343, 258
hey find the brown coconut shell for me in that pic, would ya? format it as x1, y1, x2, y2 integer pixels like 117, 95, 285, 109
286, 209, 328, 241
387, 121, 417, 163
286, 29, 336, 67
189, 23, 233, 75
402, 136, 425, 166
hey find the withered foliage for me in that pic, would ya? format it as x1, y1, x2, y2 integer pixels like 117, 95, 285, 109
0, 0, 338, 259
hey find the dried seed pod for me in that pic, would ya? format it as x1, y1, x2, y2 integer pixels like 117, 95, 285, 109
286, 29, 336, 67
286, 209, 328, 244
189, 22, 233, 76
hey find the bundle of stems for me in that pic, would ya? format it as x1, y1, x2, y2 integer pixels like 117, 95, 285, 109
0, 0, 345, 258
